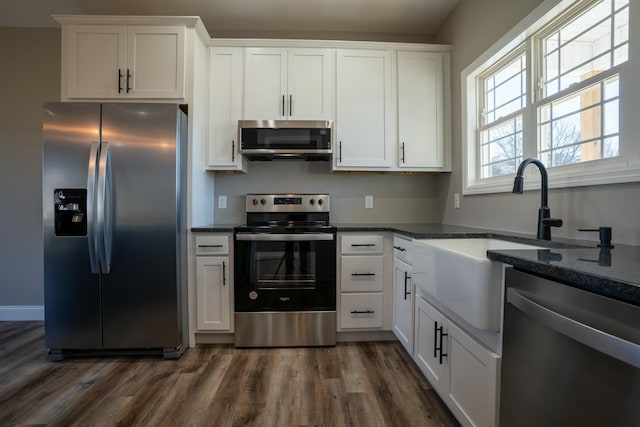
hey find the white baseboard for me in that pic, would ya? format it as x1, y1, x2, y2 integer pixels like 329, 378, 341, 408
0, 305, 45, 321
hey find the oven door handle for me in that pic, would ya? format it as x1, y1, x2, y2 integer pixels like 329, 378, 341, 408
235, 233, 335, 241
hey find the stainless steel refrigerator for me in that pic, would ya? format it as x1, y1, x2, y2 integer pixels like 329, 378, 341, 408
43, 102, 188, 360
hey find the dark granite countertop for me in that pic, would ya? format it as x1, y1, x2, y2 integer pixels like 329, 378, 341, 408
191, 222, 639, 305
192, 223, 239, 232
332, 222, 577, 246
487, 245, 640, 306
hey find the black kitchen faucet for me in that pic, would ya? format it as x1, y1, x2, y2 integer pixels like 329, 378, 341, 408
512, 158, 563, 240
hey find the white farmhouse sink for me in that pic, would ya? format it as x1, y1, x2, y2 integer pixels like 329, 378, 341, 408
411, 238, 542, 331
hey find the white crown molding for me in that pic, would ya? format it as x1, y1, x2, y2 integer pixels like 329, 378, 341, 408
209, 38, 451, 51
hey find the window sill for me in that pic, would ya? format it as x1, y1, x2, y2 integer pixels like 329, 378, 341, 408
463, 158, 640, 195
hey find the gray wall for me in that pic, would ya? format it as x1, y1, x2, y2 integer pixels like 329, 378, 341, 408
213, 162, 442, 224
435, 0, 640, 245
0, 28, 60, 306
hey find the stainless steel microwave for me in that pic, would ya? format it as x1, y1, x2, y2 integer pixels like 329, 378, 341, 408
238, 120, 332, 160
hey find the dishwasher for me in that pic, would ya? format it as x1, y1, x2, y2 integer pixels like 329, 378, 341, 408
500, 268, 640, 427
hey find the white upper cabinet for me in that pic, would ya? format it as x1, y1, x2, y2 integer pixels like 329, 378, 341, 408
335, 49, 394, 170
244, 48, 334, 120
61, 23, 186, 100
206, 47, 246, 171
397, 51, 446, 170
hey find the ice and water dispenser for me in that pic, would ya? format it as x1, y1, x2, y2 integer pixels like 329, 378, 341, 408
54, 189, 87, 236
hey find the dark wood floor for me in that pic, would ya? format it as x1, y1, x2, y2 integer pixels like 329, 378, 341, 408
0, 321, 459, 426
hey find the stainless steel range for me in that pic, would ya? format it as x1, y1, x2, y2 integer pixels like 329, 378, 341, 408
234, 194, 337, 347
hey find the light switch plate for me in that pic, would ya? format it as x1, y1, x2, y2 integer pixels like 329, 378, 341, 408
365, 195, 373, 209
218, 195, 227, 209
454, 193, 460, 209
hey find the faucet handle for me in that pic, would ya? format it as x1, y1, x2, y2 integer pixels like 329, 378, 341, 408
578, 227, 613, 248
543, 218, 563, 227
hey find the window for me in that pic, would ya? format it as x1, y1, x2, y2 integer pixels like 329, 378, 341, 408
463, 0, 635, 194
540, 0, 629, 97
538, 74, 620, 167
479, 51, 526, 178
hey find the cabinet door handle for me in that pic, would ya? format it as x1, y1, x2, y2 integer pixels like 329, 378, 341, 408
433, 321, 439, 358
282, 95, 285, 117
404, 272, 411, 300
401, 142, 406, 164
351, 243, 376, 247
436, 324, 448, 365
222, 261, 226, 286
198, 244, 224, 248
231, 140, 235, 163
351, 273, 375, 277
339, 141, 342, 163
126, 69, 131, 93
289, 94, 292, 116
350, 309, 375, 314
118, 69, 123, 93
394, 245, 406, 252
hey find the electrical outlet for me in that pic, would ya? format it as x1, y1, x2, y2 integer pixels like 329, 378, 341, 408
218, 195, 227, 209
365, 195, 374, 209
454, 193, 460, 209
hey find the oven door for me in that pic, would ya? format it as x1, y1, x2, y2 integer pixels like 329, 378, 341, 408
234, 232, 336, 312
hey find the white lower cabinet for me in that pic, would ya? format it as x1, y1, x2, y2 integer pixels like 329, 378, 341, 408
414, 292, 499, 427
340, 293, 384, 329
195, 235, 232, 331
392, 235, 414, 354
338, 233, 391, 331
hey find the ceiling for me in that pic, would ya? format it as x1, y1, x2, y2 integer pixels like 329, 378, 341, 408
0, 0, 461, 40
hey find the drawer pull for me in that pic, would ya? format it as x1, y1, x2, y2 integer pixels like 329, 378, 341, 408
198, 244, 224, 248
350, 309, 375, 314
394, 245, 406, 252
351, 273, 376, 277
351, 243, 376, 247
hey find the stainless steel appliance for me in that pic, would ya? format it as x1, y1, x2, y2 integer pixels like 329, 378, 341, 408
43, 102, 188, 360
238, 120, 332, 160
234, 194, 336, 347
500, 268, 640, 426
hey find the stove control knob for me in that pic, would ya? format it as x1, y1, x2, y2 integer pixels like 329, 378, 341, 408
251, 198, 259, 206
260, 198, 267, 206
318, 198, 324, 206
309, 199, 316, 205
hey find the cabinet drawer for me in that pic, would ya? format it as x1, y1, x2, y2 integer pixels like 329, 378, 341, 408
195, 235, 229, 255
340, 293, 384, 329
341, 235, 384, 254
393, 235, 412, 265
340, 256, 384, 292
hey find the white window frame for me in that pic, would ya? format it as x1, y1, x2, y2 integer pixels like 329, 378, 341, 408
477, 46, 527, 179
462, 0, 640, 195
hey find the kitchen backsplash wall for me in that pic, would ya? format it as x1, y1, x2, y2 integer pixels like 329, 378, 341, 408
212, 161, 442, 224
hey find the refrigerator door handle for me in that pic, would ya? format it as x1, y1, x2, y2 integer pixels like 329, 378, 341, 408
87, 142, 100, 274
97, 142, 113, 274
